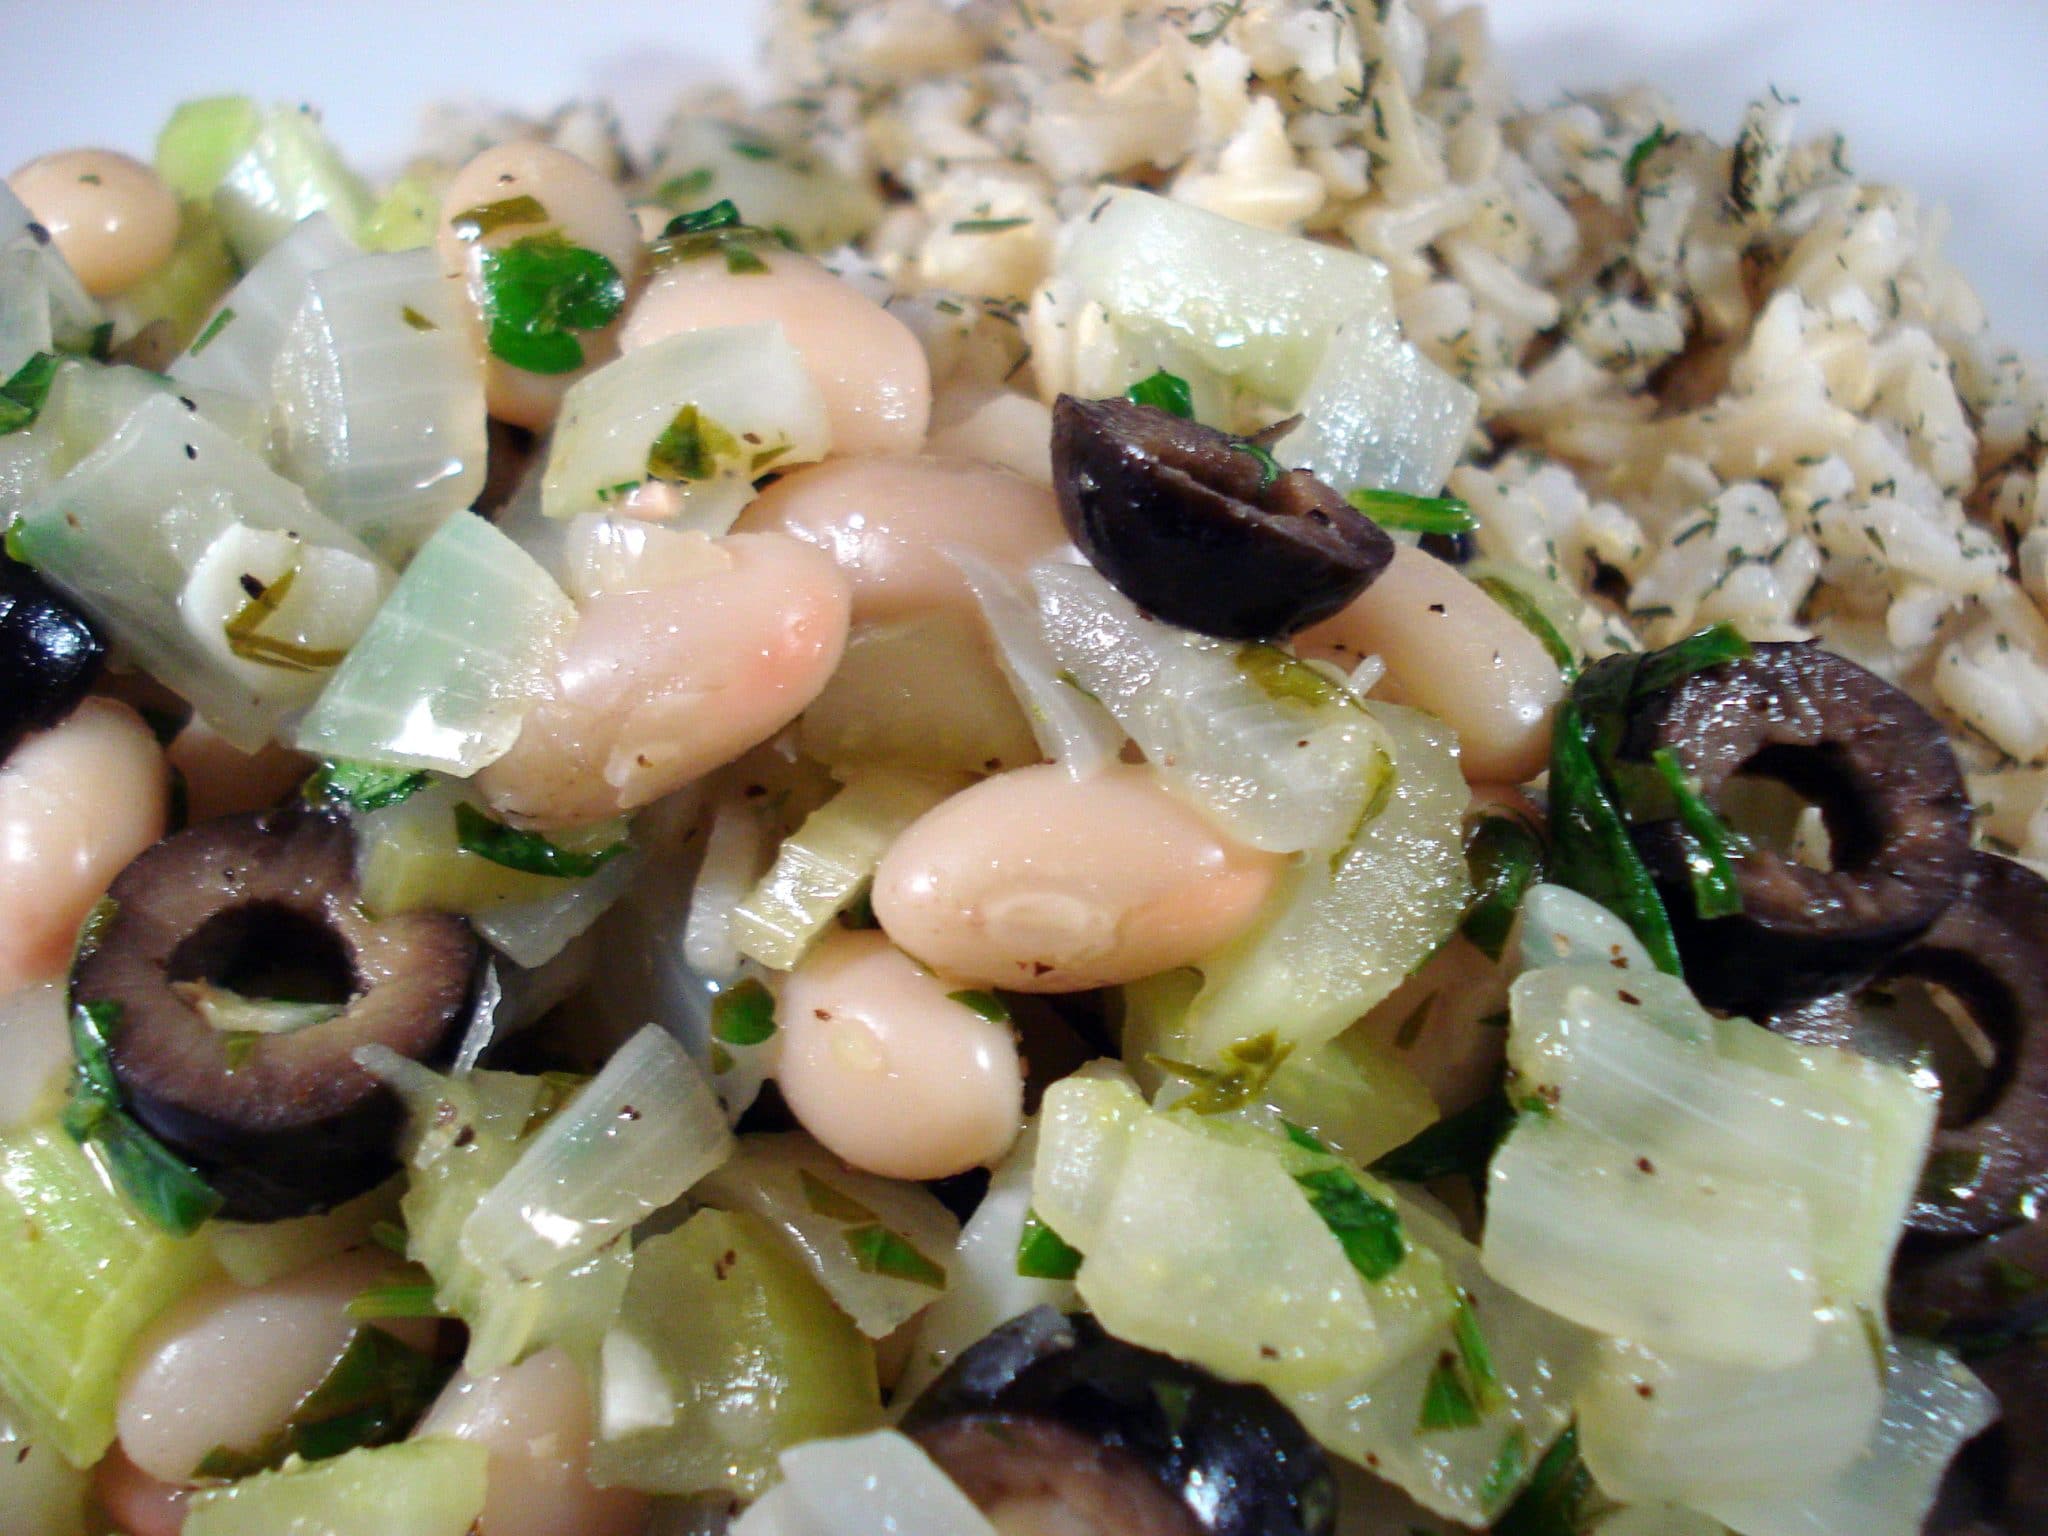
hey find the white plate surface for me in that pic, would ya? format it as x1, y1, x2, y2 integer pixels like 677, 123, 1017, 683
0, 0, 2042, 358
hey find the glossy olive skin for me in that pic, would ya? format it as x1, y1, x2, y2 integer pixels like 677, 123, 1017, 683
0, 555, 105, 763
73, 810, 479, 1220
1613, 641, 1970, 1013
903, 1308, 1338, 1536
1052, 395, 1391, 640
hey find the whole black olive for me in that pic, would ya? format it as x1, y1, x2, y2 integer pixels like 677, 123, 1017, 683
0, 553, 105, 761
1050, 395, 1393, 640
1614, 641, 1970, 1012
73, 810, 479, 1221
902, 1308, 1338, 1536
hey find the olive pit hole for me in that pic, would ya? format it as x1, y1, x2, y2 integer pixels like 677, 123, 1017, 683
165, 901, 358, 1007
1722, 743, 1880, 872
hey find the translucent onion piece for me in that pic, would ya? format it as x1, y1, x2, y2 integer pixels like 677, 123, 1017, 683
462, 1026, 733, 1286
1059, 187, 1393, 403
0, 182, 104, 369
295, 510, 574, 774
1578, 1308, 1884, 1508
647, 118, 883, 253
178, 522, 388, 706
37, 358, 265, 477
1700, 1340, 1996, 1536
1032, 561, 1388, 854
731, 769, 964, 972
693, 1132, 961, 1338
731, 1431, 999, 1536
470, 847, 645, 969
1512, 882, 1659, 978
561, 515, 732, 604
11, 391, 388, 750
1275, 307, 1478, 497
1483, 1112, 1821, 1369
0, 1386, 88, 1536
542, 322, 829, 528
182, 1439, 486, 1536
169, 212, 356, 401
1184, 702, 1471, 1059
684, 797, 766, 983
272, 248, 487, 562
947, 548, 1124, 780
1030, 1069, 1151, 1255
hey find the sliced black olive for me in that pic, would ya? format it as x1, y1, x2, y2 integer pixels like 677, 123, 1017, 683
73, 810, 479, 1221
0, 553, 105, 761
1050, 395, 1393, 640
1615, 641, 1970, 1012
1926, 1341, 2048, 1536
902, 1308, 1337, 1536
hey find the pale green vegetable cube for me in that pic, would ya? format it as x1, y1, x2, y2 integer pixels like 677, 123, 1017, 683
1030, 1071, 1151, 1253
183, 1438, 487, 1536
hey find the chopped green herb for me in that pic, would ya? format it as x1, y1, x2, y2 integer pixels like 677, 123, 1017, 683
1370, 1090, 1515, 1184
1187, 0, 1246, 45
1235, 644, 1362, 712
799, 1167, 879, 1224
1228, 438, 1282, 488
649, 205, 785, 276
449, 194, 549, 243
399, 304, 437, 332
1623, 123, 1676, 186
1472, 575, 1579, 683
730, 138, 780, 162
1450, 1288, 1506, 1413
1417, 1354, 1483, 1431
656, 169, 716, 205
1294, 1163, 1405, 1283
222, 562, 349, 673
345, 1280, 446, 1321
79, 320, 115, 362
1346, 487, 1479, 536
450, 803, 627, 879
1546, 700, 1682, 976
947, 989, 1012, 1025
477, 232, 626, 374
1649, 746, 1746, 919
63, 999, 224, 1236
1479, 1426, 1533, 1511
710, 977, 778, 1047
1016, 1208, 1084, 1280
661, 199, 745, 237
844, 1224, 948, 1288
189, 306, 236, 355
0, 351, 59, 436
1493, 1427, 1607, 1536
305, 759, 430, 813
1150, 1031, 1294, 1115
1124, 369, 1194, 419
1462, 810, 1545, 959
646, 402, 740, 482
1282, 1121, 1327, 1154
951, 217, 1032, 234
369, 1220, 409, 1255
595, 479, 642, 503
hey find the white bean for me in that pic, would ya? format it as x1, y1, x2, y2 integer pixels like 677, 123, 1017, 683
415, 1348, 647, 1536
475, 532, 851, 829
872, 764, 1282, 993
165, 715, 312, 823
735, 455, 1068, 624
8, 148, 178, 298
436, 142, 643, 432
623, 246, 930, 456
116, 1249, 434, 1484
92, 1448, 188, 1536
0, 698, 167, 992
1295, 542, 1563, 784
777, 930, 1024, 1180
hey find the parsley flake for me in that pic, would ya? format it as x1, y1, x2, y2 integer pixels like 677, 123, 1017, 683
477, 233, 626, 375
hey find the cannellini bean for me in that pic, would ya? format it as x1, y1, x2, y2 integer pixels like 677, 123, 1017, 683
476, 532, 851, 829
777, 930, 1024, 1180
436, 141, 643, 431
622, 245, 930, 455
92, 1447, 189, 1536
116, 1249, 434, 1484
8, 148, 178, 297
0, 981, 71, 1131
1295, 542, 1563, 784
1353, 934, 1509, 1116
0, 698, 168, 992
872, 764, 1283, 993
165, 715, 312, 823
735, 456, 1068, 623
415, 1348, 647, 1536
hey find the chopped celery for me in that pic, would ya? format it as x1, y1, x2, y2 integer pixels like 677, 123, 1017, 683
211, 103, 374, 263
694, 1132, 961, 1338
0, 1123, 213, 1464
206, 1180, 402, 1288
182, 1438, 487, 1536
645, 118, 880, 252
360, 165, 450, 253
105, 199, 237, 354
541, 322, 829, 528
295, 510, 574, 775
731, 769, 964, 970
170, 212, 357, 403
10, 391, 389, 750
272, 248, 487, 562
0, 1388, 89, 1536
590, 1208, 882, 1496
155, 95, 263, 201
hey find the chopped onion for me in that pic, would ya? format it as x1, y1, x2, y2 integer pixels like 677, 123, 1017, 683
1032, 561, 1389, 854
541, 322, 828, 529
947, 548, 1124, 780
169, 212, 356, 402
461, 1025, 733, 1286
731, 769, 964, 971
471, 847, 645, 970
0, 1380, 90, 1536
730, 1431, 998, 1536
684, 796, 766, 982
1030, 1069, 1151, 1255
1512, 882, 1659, 977
0, 182, 104, 369
646, 118, 882, 254
11, 391, 389, 750
693, 1132, 961, 1338
295, 510, 574, 774
272, 248, 487, 563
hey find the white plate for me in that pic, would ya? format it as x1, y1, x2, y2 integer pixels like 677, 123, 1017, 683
0, 0, 2042, 357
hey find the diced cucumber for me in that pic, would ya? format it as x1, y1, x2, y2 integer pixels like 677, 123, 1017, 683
182, 1437, 487, 1536
155, 96, 263, 202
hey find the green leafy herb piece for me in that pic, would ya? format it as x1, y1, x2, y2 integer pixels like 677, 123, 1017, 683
844, 1224, 948, 1288
1649, 746, 1746, 919
1462, 810, 1546, 959
306, 759, 431, 813
1235, 644, 1362, 713
1124, 369, 1195, 419
662, 199, 744, 236
799, 1167, 879, 1224
449, 194, 549, 243
1417, 1354, 1483, 1431
345, 1280, 446, 1321
1472, 575, 1579, 683
646, 402, 740, 482
0, 351, 59, 436
450, 802, 627, 879
189, 305, 236, 355
1293, 1163, 1405, 1283
1479, 1425, 1533, 1512
711, 978, 778, 1046
1546, 700, 1682, 976
1228, 438, 1282, 488
1369, 1089, 1515, 1184
951, 217, 1032, 234
222, 563, 349, 673
730, 137, 780, 161
1150, 1031, 1295, 1115
656, 169, 716, 205
1493, 1427, 1607, 1536
1282, 1120, 1327, 1154
1624, 123, 1677, 187
399, 304, 437, 332
1346, 487, 1479, 536
477, 232, 626, 375
649, 206, 787, 277
1016, 1208, 1084, 1280
947, 989, 1011, 1025
63, 999, 224, 1236
1450, 1287, 1506, 1413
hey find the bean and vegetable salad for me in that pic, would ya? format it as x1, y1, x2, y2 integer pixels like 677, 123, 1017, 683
0, 3, 2041, 1534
